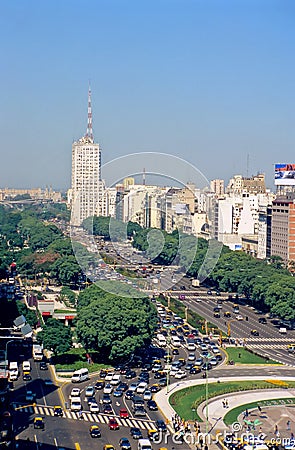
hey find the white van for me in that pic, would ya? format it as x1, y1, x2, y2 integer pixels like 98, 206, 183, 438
22, 361, 31, 372
70, 397, 82, 411
138, 439, 153, 450
71, 368, 89, 383
156, 334, 166, 347
9, 362, 18, 380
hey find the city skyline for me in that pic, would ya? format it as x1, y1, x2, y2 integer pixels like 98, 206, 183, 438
1, 1, 295, 190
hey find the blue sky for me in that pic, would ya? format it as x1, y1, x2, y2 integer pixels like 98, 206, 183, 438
0, 0, 295, 190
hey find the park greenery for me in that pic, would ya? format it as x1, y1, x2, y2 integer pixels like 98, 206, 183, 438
225, 347, 279, 365
75, 283, 158, 362
37, 318, 72, 355
169, 380, 295, 422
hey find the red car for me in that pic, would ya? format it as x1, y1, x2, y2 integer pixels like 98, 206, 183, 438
119, 408, 129, 418
108, 418, 120, 430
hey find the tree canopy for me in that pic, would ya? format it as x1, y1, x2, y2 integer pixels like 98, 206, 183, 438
75, 284, 157, 362
38, 318, 72, 355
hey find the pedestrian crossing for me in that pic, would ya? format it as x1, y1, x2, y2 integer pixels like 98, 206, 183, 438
15, 405, 156, 430
246, 337, 295, 342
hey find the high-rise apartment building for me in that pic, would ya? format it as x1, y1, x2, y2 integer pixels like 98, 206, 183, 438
70, 87, 103, 226
271, 194, 295, 263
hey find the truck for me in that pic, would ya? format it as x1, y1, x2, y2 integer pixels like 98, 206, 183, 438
191, 279, 200, 287
32, 344, 43, 361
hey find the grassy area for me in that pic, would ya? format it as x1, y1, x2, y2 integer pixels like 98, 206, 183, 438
225, 347, 280, 364
169, 380, 295, 422
52, 348, 112, 373
224, 398, 295, 425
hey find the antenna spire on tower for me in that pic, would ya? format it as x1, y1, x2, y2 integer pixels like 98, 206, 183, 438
86, 83, 93, 142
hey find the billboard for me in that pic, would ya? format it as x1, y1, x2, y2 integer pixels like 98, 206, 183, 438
275, 163, 295, 186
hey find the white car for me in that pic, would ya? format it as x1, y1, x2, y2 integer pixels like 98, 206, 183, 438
85, 386, 95, 397
211, 347, 220, 354
169, 368, 178, 377
136, 382, 148, 394
236, 315, 243, 321
143, 390, 152, 401
187, 343, 196, 351
188, 353, 195, 361
104, 383, 113, 394
174, 370, 187, 379
89, 402, 100, 413
110, 374, 121, 385
105, 372, 114, 381
70, 388, 81, 399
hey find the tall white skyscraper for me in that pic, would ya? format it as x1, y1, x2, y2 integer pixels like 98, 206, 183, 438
70, 86, 103, 226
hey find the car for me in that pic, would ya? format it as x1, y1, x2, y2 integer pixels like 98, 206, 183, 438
130, 427, 143, 439
251, 329, 260, 336
119, 408, 129, 418
39, 362, 48, 370
172, 348, 179, 355
53, 406, 63, 417
147, 399, 158, 410
87, 396, 96, 405
150, 384, 160, 393
133, 406, 147, 417
89, 402, 100, 413
95, 380, 105, 390
117, 382, 129, 391
70, 388, 81, 399
89, 424, 101, 438
129, 382, 139, 391
103, 404, 113, 414
190, 366, 201, 374
125, 370, 136, 379
43, 378, 53, 386
104, 383, 113, 394
174, 370, 187, 379
23, 371, 32, 381
215, 353, 222, 361
156, 420, 167, 431
143, 389, 152, 401
109, 417, 120, 430
211, 346, 220, 354
119, 437, 132, 450
214, 312, 220, 318
159, 377, 167, 386
207, 290, 212, 295
202, 362, 212, 371
185, 362, 194, 371
102, 393, 112, 404
224, 311, 231, 318
124, 389, 134, 400
85, 386, 95, 397
100, 369, 107, 378
148, 429, 160, 442
113, 388, 123, 397
236, 315, 243, 321
34, 417, 44, 429
210, 357, 218, 366
103, 446, 115, 450
258, 317, 267, 324
195, 358, 203, 366
188, 353, 195, 361
136, 382, 147, 393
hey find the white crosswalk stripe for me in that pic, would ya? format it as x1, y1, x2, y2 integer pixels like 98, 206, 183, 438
247, 344, 290, 349
247, 337, 295, 342
18, 404, 156, 429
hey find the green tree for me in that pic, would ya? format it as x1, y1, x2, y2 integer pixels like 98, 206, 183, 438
76, 285, 157, 362
38, 318, 72, 355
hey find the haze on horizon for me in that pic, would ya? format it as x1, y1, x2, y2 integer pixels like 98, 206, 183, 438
0, 0, 294, 191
